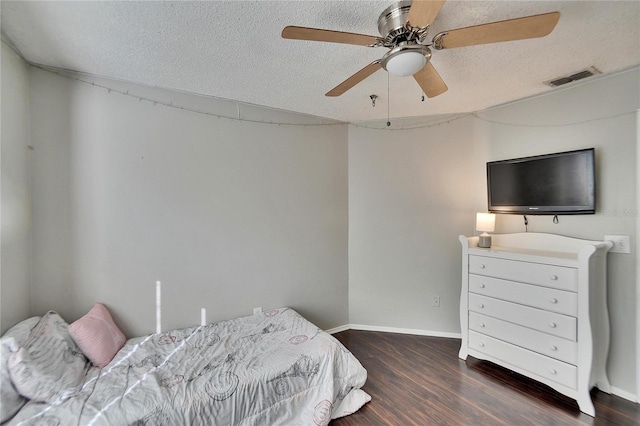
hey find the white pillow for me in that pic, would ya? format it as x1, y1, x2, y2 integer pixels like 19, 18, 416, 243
1, 316, 40, 423
8, 312, 88, 403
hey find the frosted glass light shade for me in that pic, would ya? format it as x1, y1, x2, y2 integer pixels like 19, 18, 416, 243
476, 212, 496, 233
385, 51, 427, 77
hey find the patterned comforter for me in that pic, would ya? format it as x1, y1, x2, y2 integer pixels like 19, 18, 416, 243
7, 308, 370, 425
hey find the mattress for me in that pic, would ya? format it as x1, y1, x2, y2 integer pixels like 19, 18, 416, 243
7, 308, 370, 425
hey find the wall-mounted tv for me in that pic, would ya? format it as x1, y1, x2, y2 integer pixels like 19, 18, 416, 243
487, 148, 595, 215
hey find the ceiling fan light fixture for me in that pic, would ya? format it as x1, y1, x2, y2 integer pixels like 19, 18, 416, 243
385, 50, 426, 76
381, 45, 431, 77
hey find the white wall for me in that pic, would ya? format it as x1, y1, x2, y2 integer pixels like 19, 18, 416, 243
348, 68, 639, 398
349, 116, 478, 334
27, 68, 349, 337
1, 41, 32, 333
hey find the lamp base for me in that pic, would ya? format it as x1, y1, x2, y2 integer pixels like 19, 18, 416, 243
478, 235, 492, 248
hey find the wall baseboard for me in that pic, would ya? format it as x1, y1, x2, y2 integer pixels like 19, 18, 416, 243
326, 323, 461, 339
324, 324, 350, 334
610, 386, 639, 404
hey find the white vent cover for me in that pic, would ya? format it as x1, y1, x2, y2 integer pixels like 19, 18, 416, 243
544, 66, 601, 87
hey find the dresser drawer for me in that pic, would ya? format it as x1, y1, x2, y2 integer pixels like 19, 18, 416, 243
469, 255, 578, 291
469, 274, 577, 316
469, 331, 577, 389
469, 312, 577, 364
469, 293, 577, 341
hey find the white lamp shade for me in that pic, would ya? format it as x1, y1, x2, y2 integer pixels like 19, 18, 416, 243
385, 51, 426, 77
476, 212, 496, 233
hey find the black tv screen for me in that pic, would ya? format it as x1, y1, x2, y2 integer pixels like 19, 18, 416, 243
487, 148, 595, 215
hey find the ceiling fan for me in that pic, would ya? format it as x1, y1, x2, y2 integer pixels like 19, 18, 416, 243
282, 0, 560, 98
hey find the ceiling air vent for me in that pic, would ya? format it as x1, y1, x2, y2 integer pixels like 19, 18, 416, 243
544, 66, 601, 87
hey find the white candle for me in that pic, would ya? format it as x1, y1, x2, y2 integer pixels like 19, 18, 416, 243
201, 308, 206, 326
156, 281, 162, 334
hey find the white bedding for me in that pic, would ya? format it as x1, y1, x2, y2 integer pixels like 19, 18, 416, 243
7, 308, 370, 425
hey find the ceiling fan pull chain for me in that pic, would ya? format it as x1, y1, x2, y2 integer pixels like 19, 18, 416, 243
386, 73, 391, 127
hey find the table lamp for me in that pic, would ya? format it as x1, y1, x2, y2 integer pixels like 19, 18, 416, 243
476, 212, 496, 248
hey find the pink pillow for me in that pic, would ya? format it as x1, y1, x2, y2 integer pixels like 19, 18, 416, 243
69, 303, 126, 368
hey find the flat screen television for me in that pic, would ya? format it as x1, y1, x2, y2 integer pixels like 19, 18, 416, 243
487, 148, 595, 215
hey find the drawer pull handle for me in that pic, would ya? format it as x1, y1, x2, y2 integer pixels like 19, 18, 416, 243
479, 283, 486, 289
549, 369, 557, 375
550, 275, 558, 281
550, 298, 558, 304
479, 264, 486, 269
479, 342, 485, 348
479, 322, 486, 328
478, 303, 485, 309
550, 345, 558, 351
549, 322, 557, 328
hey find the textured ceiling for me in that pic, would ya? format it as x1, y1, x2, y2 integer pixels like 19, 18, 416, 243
2, 1, 639, 123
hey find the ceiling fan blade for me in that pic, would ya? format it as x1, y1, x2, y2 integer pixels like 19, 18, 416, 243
406, 0, 447, 28
282, 26, 379, 46
436, 12, 560, 49
413, 62, 448, 98
326, 61, 382, 97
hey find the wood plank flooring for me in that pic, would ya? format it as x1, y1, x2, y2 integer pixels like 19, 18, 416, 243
331, 330, 640, 425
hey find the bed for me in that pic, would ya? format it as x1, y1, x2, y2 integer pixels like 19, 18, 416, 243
1, 307, 370, 425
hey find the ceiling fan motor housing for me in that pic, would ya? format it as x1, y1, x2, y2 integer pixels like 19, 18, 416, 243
377, 1, 415, 45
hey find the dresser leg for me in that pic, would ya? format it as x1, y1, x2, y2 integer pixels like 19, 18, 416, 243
458, 336, 468, 360
577, 392, 595, 417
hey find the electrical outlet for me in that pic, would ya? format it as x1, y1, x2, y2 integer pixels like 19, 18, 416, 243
432, 296, 440, 308
253, 307, 263, 315
605, 235, 631, 254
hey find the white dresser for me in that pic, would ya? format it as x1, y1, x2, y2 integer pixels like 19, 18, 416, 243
458, 233, 613, 417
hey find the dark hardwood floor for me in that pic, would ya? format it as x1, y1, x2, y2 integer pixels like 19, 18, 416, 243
331, 330, 640, 426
